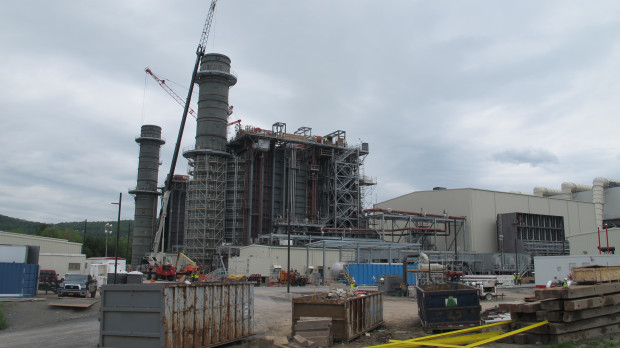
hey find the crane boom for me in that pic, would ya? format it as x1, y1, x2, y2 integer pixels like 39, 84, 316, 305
150, 0, 218, 261
145, 68, 197, 119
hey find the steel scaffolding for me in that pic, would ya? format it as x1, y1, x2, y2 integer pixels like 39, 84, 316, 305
184, 153, 227, 267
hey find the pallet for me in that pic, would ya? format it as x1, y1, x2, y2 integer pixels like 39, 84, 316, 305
500, 277, 620, 344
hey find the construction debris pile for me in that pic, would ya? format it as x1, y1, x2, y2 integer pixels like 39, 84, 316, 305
290, 317, 333, 348
325, 288, 369, 300
499, 282, 620, 344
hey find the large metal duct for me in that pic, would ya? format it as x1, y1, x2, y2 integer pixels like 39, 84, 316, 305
533, 186, 562, 197
561, 182, 592, 200
129, 125, 165, 267
183, 53, 237, 269
593, 177, 610, 229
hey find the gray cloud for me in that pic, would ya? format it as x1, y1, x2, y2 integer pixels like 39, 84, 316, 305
1, 1, 620, 222
493, 148, 560, 167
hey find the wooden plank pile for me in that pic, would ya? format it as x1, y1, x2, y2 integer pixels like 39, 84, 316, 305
290, 317, 333, 348
499, 282, 620, 344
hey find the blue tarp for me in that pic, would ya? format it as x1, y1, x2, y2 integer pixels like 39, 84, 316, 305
345, 263, 418, 285
0, 262, 39, 297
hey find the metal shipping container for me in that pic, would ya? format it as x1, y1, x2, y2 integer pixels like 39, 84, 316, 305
346, 263, 417, 286
0, 263, 39, 297
292, 291, 384, 341
99, 282, 254, 348
416, 283, 481, 331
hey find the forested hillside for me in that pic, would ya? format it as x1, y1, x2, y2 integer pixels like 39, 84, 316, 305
0, 214, 134, 259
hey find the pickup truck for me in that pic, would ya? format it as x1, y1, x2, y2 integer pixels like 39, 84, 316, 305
57, 273, 98, 298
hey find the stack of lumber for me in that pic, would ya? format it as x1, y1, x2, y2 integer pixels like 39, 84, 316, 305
499, 282, 620, 344
291, 317, 333, 348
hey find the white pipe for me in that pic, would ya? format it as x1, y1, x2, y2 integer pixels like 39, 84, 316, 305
533, 187, 562, 197
420, 252, 429, 262
593, 177, 609, 228
561, 182, 592, 200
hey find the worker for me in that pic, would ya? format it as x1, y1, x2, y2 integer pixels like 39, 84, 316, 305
517, 274, 522, 285
513, 273, 517, 285
562, 278, 568, 287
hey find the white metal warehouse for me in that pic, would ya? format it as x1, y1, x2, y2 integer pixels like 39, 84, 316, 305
375, 178, 619, 257
0, 231, 86, 277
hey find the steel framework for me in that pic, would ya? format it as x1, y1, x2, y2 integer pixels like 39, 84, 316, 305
184, 153, 227, 267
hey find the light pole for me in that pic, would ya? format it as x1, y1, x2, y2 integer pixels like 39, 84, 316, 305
111, 193, 122, 284
104, 223, 113, 257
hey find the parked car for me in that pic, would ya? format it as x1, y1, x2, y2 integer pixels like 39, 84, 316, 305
58, 273, 97, 298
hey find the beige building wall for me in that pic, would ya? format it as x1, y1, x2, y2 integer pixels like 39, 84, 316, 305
0, 231, 85, 276
376, 189, 598, 255
39, 253, 87, 277
227, 244, 355, 278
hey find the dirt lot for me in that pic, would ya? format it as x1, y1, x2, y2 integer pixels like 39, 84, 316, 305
0, 284, 604, 347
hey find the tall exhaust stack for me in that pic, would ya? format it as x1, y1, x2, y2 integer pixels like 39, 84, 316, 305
129, 125, 165, 267
183, 53, 237, 268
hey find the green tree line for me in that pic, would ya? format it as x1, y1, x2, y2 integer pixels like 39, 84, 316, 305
1, 214, 134, 260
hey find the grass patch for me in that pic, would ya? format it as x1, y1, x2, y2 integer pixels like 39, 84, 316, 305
0, 304, 8, 330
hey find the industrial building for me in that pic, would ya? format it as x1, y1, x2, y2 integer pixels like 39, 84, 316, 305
375, 178, 620, 274
0, 231, 86, 276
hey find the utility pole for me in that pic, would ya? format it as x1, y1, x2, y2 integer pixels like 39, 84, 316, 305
82, 219, 88, 254
287, 208, 291, 294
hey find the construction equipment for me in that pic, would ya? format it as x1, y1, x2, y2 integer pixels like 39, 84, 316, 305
144, 0, 218, 274
280, 269, 308, 286
145, 68, 198, 119
175, 252, 200, 277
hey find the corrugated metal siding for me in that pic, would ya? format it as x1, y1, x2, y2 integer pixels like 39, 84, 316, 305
346, 263, 417, 285
0, 263, 39, 297
100, 282, 254, 348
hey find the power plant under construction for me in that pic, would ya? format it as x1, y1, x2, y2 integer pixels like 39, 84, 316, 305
130, 53, 388, 270
129, 52, 614, 278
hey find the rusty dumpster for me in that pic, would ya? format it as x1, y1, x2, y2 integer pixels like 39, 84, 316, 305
291, 291, 384, 341
416, 283, 481, 332
99, 282, 254, 348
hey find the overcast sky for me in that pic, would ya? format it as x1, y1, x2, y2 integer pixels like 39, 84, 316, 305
1, 1, 619, 224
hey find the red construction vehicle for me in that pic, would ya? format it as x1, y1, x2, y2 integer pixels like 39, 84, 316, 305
280, 269, 308, 286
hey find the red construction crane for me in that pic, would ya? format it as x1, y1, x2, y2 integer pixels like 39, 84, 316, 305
145, 68, 197, 119
145, 67, 238, 125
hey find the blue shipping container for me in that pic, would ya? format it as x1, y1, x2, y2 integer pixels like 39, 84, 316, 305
0, 262, 39, 297
345, 263, 417, 285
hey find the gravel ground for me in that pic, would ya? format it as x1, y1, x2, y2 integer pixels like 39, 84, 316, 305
3, 284, 613, 347
0, 292, 100, 333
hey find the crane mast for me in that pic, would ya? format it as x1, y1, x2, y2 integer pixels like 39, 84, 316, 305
150, 0, 218, 260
